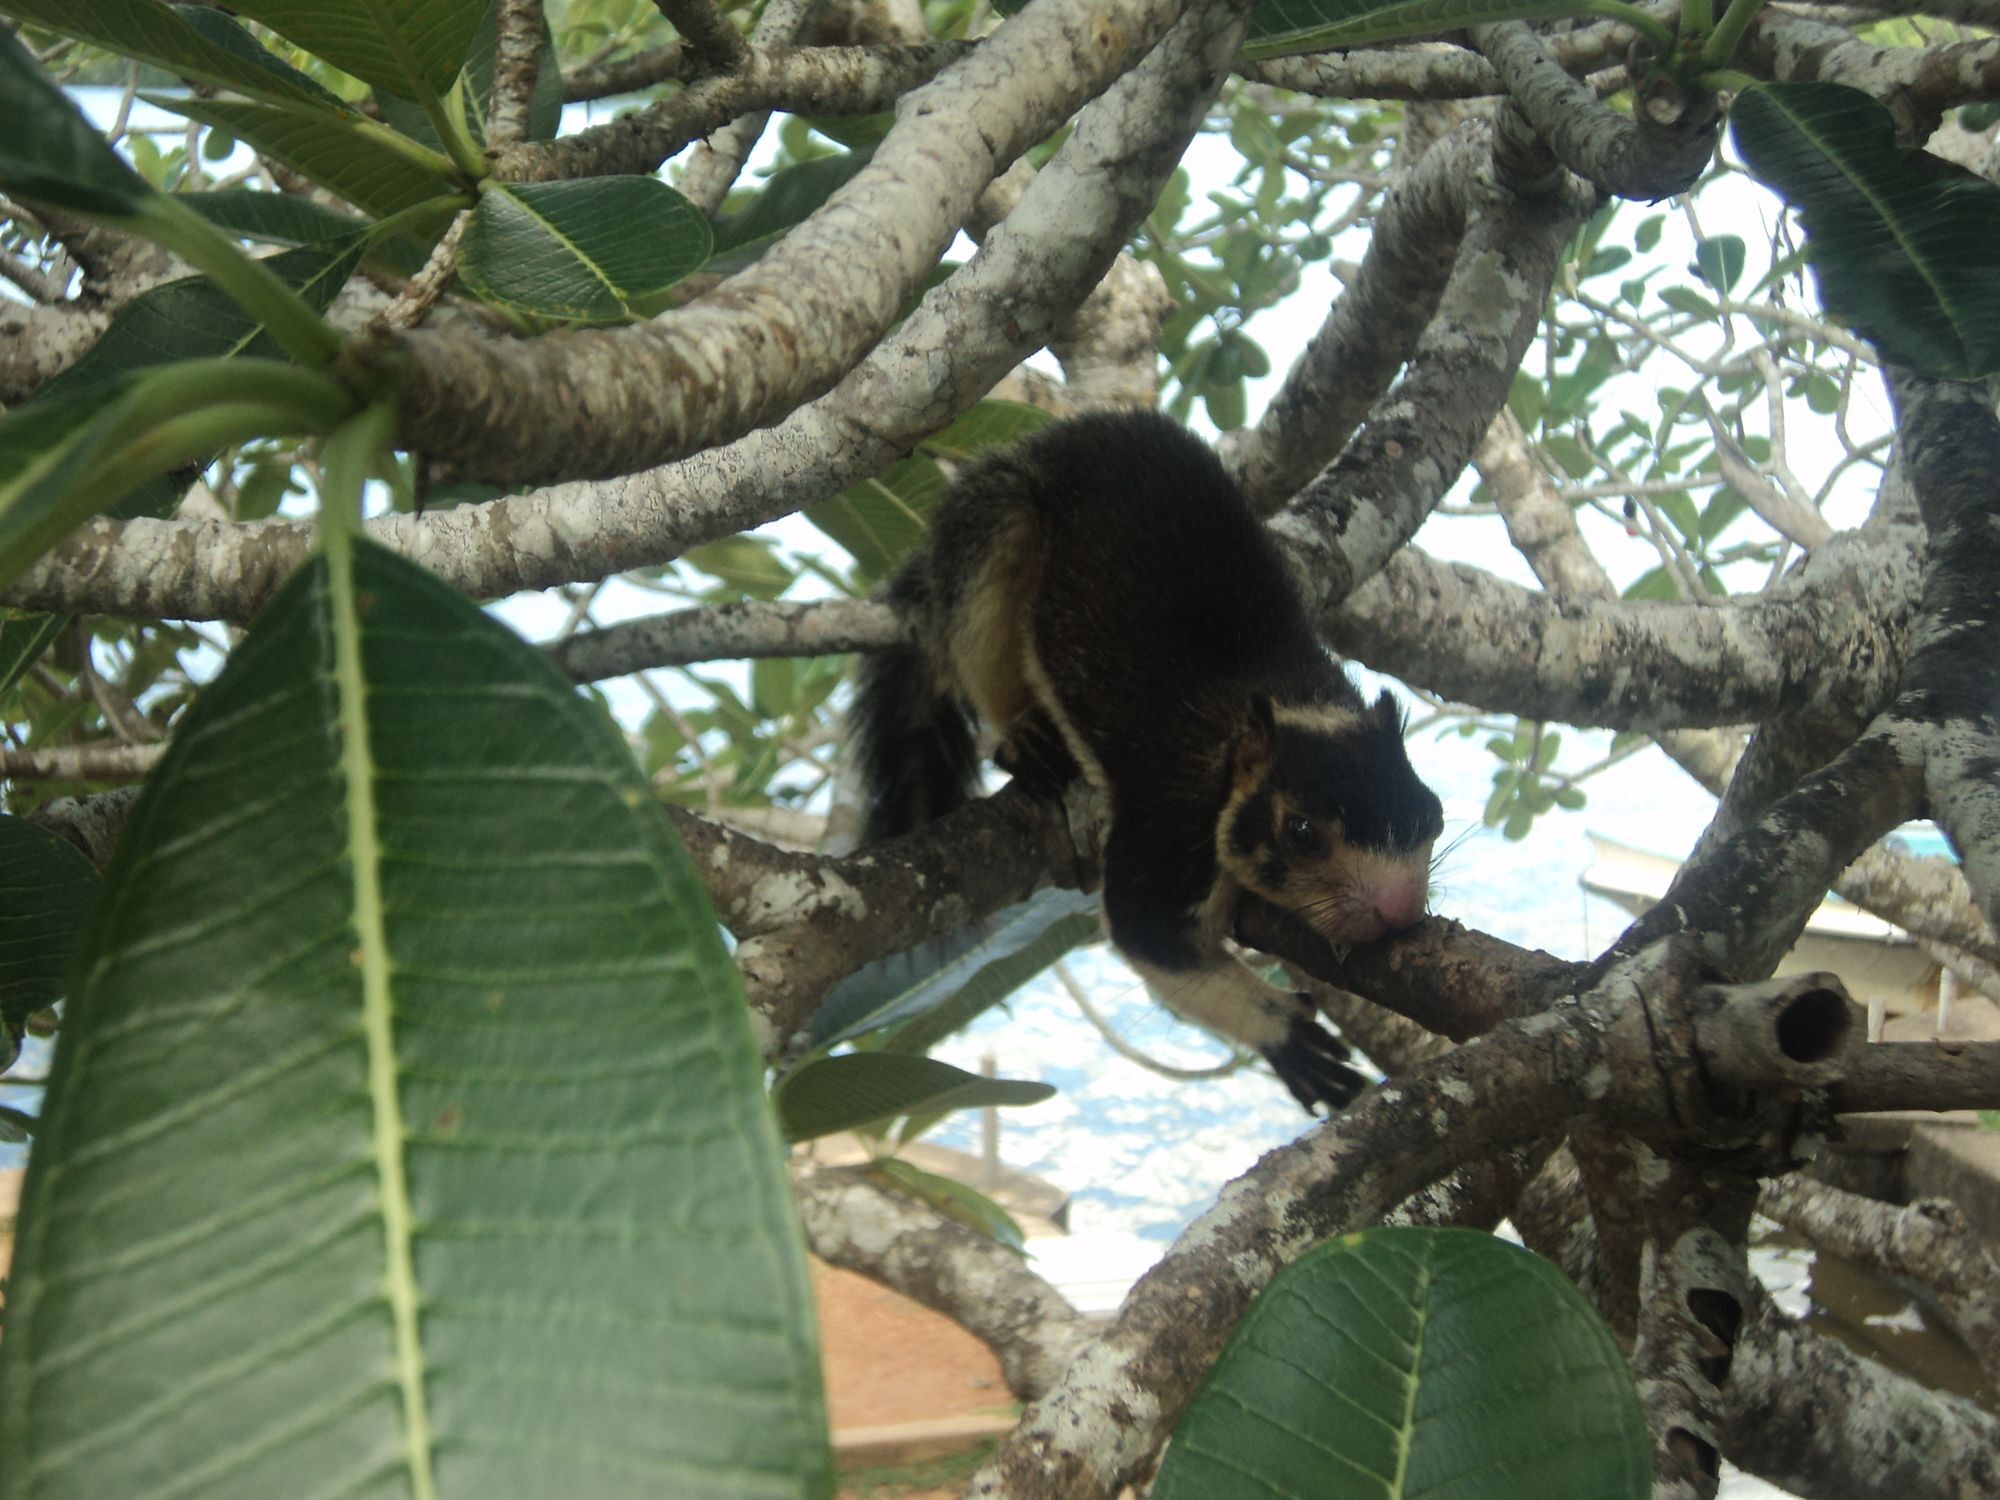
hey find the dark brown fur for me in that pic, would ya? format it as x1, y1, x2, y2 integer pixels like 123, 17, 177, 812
852, 411, 1443, 1110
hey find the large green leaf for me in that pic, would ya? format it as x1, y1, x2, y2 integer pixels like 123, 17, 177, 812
0, 1, 338, 110
0, 815, 99, 1026
1732, 82, 2000, 378
147, 93, 461, 217
806, 454, 948, 584
0, 27, 151, 217
222, 0, 487, 103
0, 537, 831, 1498
457, 178, 713, 322
775, 1053, 1054, 1143
1155, 1228, 1651, 1500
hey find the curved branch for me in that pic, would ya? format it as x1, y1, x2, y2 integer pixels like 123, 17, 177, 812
1330, 523, 1917, 731
1473, 21, 1718, 201
792, 1161, 1092, 1401
1746, 13, 2000, 128
1272, 161, 1595, 612
550, 598, 900, 679
1221, 119, 1480, 511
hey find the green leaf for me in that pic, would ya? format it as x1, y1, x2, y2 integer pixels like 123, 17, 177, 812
221, 0, 487, 102
147, 94, 461, 218
1692, 234, 1746, 293
0, 1, 339, 110
775, 1053, 1054, 1143
708, 148, 875, 274
1156, 1228, 1650, 1500
751, 657, 797, 719
0, 27, 151, 218
863, 1158, 1027, 1254
1659, 284, 1718, 320
43, 243, 368, 402
807, 455, 948, 584
0, 538, 831, 1499
916, 400, 1053, 461
179, 189, 374, 247
458, 178, 714, 322
0, 612, 66, 702
683, 537, 794, 600
377, 0, 564, 148
0, 815, 100, 1025
1732, 81, 2000, 377
0, 1106, 33, 1144
811, 888, 1102, 1055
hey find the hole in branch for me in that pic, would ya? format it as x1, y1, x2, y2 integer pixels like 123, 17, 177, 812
1774, 986, 1850, 1063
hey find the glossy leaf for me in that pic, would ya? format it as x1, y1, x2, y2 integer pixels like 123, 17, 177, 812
223, 0, 487, 102
807, 455, 948, 584
147, 94, 461, 218
458, 178, 712, 322
0, 0, 338, 110
0, 815, 99, 1025
0, 28, 151, 217
0, 538, 831, 1499
775, 1053, 1054, 1143
1156, 1228, 1650, 1500
1732, 82, 2000, 377
810, 888, 1101, 1052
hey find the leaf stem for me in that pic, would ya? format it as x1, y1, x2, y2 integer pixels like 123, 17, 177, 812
129, 199, 344, 367
1701, 0, 1769, 70
318, 402, 400, 541
1582, 0, 1679, 59
427, 75, 491, 182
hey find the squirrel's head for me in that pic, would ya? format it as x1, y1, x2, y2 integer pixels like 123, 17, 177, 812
1219, 689, 1443, 945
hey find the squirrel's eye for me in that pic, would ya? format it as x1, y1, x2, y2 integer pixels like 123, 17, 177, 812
1282, 814, 1318, 854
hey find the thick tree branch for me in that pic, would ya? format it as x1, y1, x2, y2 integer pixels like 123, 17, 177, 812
1886, 374, 2000, 933
792, 1161, 1092, 1400
1330, 524, 1917, 731
1221, 119, 1479, 511
1272, 158, 1595, 614
1721, 1278, 2000, 1496
1746, 12, 2000, 131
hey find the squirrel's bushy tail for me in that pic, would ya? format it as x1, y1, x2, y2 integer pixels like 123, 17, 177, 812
851, 563, 980, 843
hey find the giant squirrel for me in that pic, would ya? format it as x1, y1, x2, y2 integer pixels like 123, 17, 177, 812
851, 410, 1444, 1112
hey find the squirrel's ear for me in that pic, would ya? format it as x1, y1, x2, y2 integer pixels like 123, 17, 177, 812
1372, 689, 1403, 731
1233, 692, 1277, 785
